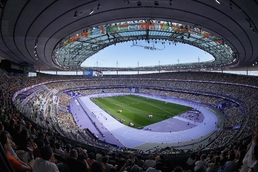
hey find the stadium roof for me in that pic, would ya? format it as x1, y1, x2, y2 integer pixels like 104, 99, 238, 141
0, 0, 257, 71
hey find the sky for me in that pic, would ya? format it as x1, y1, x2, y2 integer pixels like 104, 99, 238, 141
42, 40, 258, 76
81, 40, 214, 68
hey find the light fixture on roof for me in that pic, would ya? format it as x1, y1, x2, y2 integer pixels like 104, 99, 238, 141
215, 0, 220, 4
97, 2, 100, 10
89, 9, 94, 15
34, 39, 38, 48
246, 18, 257, 33
73, 10, 78, 18
250, 24, 253, 30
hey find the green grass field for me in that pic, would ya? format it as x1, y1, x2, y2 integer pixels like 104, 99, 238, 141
92, 95, 192, 128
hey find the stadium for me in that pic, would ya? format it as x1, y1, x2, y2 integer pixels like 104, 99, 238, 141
0, 1, 258, 172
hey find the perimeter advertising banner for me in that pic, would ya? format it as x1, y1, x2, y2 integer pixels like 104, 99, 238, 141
83, 70, 103, 76
83, 70, 93, 76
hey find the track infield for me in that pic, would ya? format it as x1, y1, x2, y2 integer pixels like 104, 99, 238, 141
92, 95, 192, 128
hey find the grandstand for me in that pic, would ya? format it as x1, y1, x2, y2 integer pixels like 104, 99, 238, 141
11, 72, 252, 150
1, 1, 258, 172
3, 72, 256, 169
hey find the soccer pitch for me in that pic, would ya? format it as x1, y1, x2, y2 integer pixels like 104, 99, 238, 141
92, 95, 192, 128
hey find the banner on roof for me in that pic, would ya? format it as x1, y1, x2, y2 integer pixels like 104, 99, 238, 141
128, 24, 138, 31
118, 24, 127, 31
149, 23, 160, 30
91, 28, 100, 36
160, 23, 170, 31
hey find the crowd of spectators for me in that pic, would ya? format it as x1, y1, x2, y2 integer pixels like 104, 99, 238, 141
7, 73, 254, 149
0, 71, 258, 172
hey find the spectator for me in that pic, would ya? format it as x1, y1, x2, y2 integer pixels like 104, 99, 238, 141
64, 143, 71, 159
109, 167, 116, 172
186, 153, 196, 171
222, 150, 236, 172
34, 132, 47, 146
194, 154, 206, 172
2, 130, 30, 163
102, 156, 113, 172
66, 149, 89, 172
33, 139, 45, 158
33, 145, 59, 172
0, 122, 4, 133
130, 164, 142, 172
136, 155, 144, 168
116, 159, 126, 172
146, 162, 163, 172
87, 152, 96, 167
206, 156, 220, 172
220, 150, 229, 170
247, 143, 258, 172
0, 131, 34, 171
96, 151, 105, 163
108, 152, 117, 166
90, 161, 105, 172
173, 166, 183, 172
240, 126, 258, 172
74, 145, 88, 161
144, 155, 156, 170
55, 142, 65, 158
